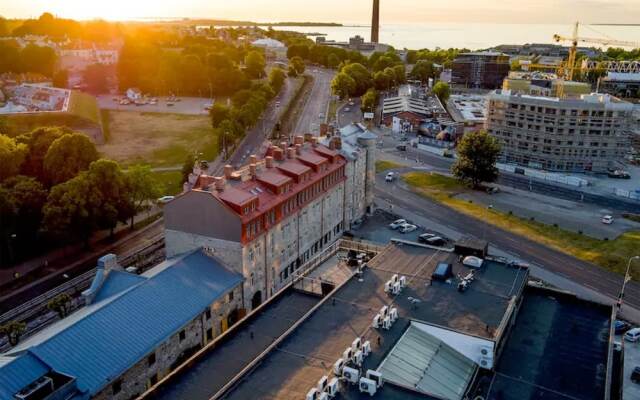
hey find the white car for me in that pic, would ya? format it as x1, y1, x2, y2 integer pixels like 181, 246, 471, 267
399, 223, 417, 234
624, 327, 640, 342
601, 215, 614, 224
385, 172, 395, 182
462, 256, 484, 269
388, 219, 407, 230
157, 195, 175, 204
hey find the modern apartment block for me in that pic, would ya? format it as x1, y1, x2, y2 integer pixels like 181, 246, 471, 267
164, 129, 376, 311
486, 88, 634, 172
452, 51, 510, 89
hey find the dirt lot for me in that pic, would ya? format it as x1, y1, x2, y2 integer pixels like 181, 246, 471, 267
97, 110, 218, 167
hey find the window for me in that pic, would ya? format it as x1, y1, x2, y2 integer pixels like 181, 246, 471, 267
205, 309, 211, 320
228, 291, 234, 302
148, 353, 156, 367
179, 330, 186, 342
112, 380, 122, 395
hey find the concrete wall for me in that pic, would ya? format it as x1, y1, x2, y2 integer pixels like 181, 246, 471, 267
92, 284, 243, 400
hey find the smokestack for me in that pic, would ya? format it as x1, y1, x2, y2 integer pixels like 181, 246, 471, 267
224, 165, 233, 178
265, 156, 274, 168
371, 0, 380, 43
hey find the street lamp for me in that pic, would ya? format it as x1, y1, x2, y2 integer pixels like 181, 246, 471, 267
617, 255, 640, 309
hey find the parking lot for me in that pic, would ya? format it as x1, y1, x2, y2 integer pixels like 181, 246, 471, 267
97, 94, 216, 115
349, 209, 452, 247
618, 332, 640, 399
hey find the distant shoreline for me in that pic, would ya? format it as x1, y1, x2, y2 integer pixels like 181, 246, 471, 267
591, 23, 640, 26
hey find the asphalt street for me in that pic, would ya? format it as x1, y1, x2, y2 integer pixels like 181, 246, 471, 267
375, 175, 640, 322
294, 68, 335, 134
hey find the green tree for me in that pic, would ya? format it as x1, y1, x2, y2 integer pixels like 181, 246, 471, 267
409, 60, 434, 83
0, 135, 27, 182
86, 159, 133, 237
19, 44, 57, 76
47, 293, 72, 318
432, 81, 451, 103
327, 53, 340, 69
20, 126, 69, 181
361, 88, 378, 113
181, 153, 196, 183
2, 175, 47, 245
372, 55, 396, 72
269, 67, 286, 93
373, 71, 391, 91
244, 50, 265, 79
392, 64, 406, 85
82, 64, 110, 93
0, 321, 26, 346
125, 165, 161, 229
289, 56, 306, 75
331, 72, 356, 99
0, 186, 17, 265
383, 67, 397, 88
452, 130, 501, 188
341, 63, 372, 96
43, 133, 99, 186
52, 69, 68, 88
210, 103, 230, 128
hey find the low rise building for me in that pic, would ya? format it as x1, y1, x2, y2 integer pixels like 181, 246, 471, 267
0, 251, 243, 400
452, 51, 510, 89
165, 132, 375, 311
447, 94, 488, 133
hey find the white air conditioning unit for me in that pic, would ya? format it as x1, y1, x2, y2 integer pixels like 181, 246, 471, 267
306, 387, 319, 400
380, 306, 388, 317
389, 307, 398, 322
343, 366, 360, 384
362, 340, 371, 356
382, 316, 391, 330
392, 281, 401, 294
384, 280, 393, 293
317, 375, 328, 392
354, 350, 364, 366
479, 345, 494, 369
326, 377, 339, 397
343, 347, 353, 362
333, 358, 345, 376
352, 337, 362, 352
372, 313, 381, 329
399, 275, 407, 288
359, 377, 377, 396
391, 274, 399, 283
318, 392, 329, 400
366, 370, 383, 388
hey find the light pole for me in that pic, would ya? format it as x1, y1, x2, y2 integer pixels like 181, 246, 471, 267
617, 255, 640, 310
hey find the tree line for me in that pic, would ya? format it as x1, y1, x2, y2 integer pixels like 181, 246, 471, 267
0, 128, 161, 267
0, 41, 57, 77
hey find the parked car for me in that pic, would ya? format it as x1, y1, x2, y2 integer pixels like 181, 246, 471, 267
608, 170, 631, 179
399, 223, 417, 234
396, 144, 407, 151
631, 366, 640, 383
388, 219, 407, 230
385, 172, 395, 182
418, 233, 437, 243
157, 195, 175, 204
424, 236, 446, 246
601, 215, 614, 225
624, 327, 640, 342
614, 320, 632, 334
462, 256, 484, 269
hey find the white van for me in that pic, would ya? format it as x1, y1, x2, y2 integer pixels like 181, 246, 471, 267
624, 327, 640, 342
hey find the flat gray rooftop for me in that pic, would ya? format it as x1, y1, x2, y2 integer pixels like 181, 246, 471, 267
220, 243, 528, 399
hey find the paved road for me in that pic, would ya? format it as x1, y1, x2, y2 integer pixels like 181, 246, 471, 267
294, 68, 335, 135
375, 174, 640, 322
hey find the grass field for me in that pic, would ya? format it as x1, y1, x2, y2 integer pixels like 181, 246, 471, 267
375, 160, 404, 173
68, 91, 101, 124
97, 110, 218, 167
403, 171, 640, 280
152, 171, 183, 196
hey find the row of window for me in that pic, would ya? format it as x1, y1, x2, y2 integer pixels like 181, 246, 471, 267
505, 102, 621, 118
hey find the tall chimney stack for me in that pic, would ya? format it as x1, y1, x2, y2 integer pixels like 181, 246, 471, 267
371, 0, 380, 43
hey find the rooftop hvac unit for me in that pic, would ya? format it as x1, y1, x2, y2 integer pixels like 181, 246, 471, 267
382, 316, 391, 330
354, 350, 364, 366
317, 376, 328, 392
326, 377, 339, 397
380, 306, 388, 317
389, 307, 398, 323
343, 347, 353, 362
306, 388, 319, 400
362, 340, 371, 356
342, 366, 360, 384
352, 337, 362, 352
372, 313, 381, 329
384, 280, 393, 293
15, 376, 54, 400
333, 358, 345, 376
366, 370, 383, 388
392, 281, 401, 294
359, 377, 378, 396
479, 355, 493, 369
318, 392, 329, 400
399, 275, 407, 288
391, 274, 399, 283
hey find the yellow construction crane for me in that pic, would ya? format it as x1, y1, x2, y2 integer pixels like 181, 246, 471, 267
553, 22, 640, 80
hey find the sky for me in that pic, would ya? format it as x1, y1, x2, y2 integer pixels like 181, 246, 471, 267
1, 0, 640, 24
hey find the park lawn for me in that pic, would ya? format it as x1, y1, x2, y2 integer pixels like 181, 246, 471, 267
152, 170, 183, 196
97, 110, 218, 167
375, 160, 405, 173
403, 171, 640, 279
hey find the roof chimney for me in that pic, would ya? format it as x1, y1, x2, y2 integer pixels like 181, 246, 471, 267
295, 135, 304, 145
295, 143, 302, 155
249, 163, 257, 178
304, 133, 312, 142
274, 148, 284, 161
335, 137, 342, 150
329, 140, 335, 150
224, 164, 233, 179
249, 154, 258, 164
280, 141, 288, 150
265, 156, 274, 168
214, 176, 225, 191
311, 137, 318, 147
287, 147, 296, 159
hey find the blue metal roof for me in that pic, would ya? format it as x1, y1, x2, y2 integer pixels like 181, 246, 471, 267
92, 270, 146, 303
0, 353, 50, 399
5, 250, 243, 397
